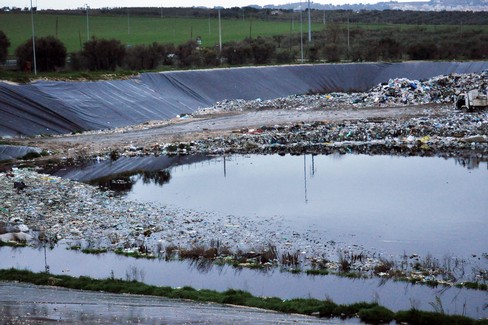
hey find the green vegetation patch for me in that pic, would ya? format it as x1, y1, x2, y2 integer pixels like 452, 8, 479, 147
0, 268, 486, 324
81, 248, 108, 254
0, 13, 307, 54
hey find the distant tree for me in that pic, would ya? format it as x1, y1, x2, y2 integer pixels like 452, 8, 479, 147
199, 47, 219, 67
175, 40, 199, 68
81, 37, 126, 71
407, 42, 438, 60
323, 44, 341, 62
15, 36, 67, 72
248, 37, 276, 64
222, 41, 253, 65
307, 45, 320, 63
275, 49, 296, 64
377, 37, 402, 61
174, 41, 218, 68
0, 30, 10, 64
124, 42, 167, 70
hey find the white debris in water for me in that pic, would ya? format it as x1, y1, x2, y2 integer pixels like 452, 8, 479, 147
0, 168, 342, 262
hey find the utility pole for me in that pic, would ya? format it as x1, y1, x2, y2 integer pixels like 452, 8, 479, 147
30, 0, 37, 75
218, 8, 222, 54
300, 2, 304, 63
307, 0, 312, 42
127, 8, 130, 35
347, 16, 350, 56
85, 4, 90, 41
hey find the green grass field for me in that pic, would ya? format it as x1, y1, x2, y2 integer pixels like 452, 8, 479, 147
0, 12, 326, 54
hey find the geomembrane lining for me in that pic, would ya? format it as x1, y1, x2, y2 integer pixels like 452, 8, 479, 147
1, 61, 488, 137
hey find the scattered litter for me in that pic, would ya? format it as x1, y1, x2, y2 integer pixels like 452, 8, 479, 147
196, 71, 488, 114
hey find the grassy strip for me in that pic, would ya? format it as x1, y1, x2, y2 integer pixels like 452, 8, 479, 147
0, 69, 140, 84
0, 268, 486, 325
0, 13, 307, 54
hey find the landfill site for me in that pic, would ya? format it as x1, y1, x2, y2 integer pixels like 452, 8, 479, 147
1, 61, 488, 322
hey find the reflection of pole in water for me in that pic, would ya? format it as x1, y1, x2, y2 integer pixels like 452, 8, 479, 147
311, 155, 315, 177
223, 156, 227, 178
304, 155, 308, 204
44, 244, 49, 273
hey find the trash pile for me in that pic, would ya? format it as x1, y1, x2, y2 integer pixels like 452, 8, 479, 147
158, 110, 488, 158
196, 71, 488, 114
0, 168, 342, 264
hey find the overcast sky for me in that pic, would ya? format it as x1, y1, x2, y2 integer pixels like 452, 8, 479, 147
7, 0, 383, 10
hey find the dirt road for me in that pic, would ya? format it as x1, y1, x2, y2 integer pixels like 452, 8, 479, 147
17, 104, 445, 157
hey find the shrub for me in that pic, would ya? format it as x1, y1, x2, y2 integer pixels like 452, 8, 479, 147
221, 41, 253, 65
175, 41, 219, 68
81, 37, 126, 71
199, 47, 219, 67
0, 30, 10, 64
15, 36, 67, 72
407, 42, 438, 60
358, 306, 395, 324
249, 37, 276, 64
124, 42, 171, 70
323, 44, 342, 62
308, 45, 320, 63
275, 49, 296, 64
377, 37, 402, 61
175, 40, 199, 67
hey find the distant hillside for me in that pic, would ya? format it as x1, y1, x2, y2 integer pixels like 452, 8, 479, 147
264, 0, 488, 11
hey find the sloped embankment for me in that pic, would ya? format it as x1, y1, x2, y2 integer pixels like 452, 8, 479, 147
1, 61, 488, 137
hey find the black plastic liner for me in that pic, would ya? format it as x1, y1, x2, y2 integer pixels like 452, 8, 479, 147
50, 155, 212, 183
1, 61, 488, 137
0, 145, 42, 161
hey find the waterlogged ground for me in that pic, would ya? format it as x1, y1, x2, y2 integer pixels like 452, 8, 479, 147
0, 245, 486, 320
10, 153, 481, 319
55, 154, 488, 260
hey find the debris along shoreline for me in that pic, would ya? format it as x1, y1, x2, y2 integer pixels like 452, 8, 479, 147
1, 167, 488, 292
1, 71, 488, 291
7, 71, 486, 161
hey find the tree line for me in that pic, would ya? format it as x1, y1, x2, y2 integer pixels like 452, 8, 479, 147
53, 8, 488, 26
3, 6, 488, 25
0, 21, 487, 73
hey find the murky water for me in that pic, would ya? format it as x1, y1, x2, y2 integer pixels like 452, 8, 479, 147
56, 154, 488, 259
0, 245, 486, 319
3, 154, 488, 319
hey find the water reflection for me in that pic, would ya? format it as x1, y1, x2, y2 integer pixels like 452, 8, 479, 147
1, 245, 486, 319
456, 156, 487, 170
50, 155, 211, 193
49, 153, 488, 260
96, 169, 172, 192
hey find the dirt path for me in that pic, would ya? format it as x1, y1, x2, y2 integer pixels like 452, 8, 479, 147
17, 104, 445, 156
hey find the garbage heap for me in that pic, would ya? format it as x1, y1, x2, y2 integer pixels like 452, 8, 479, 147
197, 71, 488, 113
